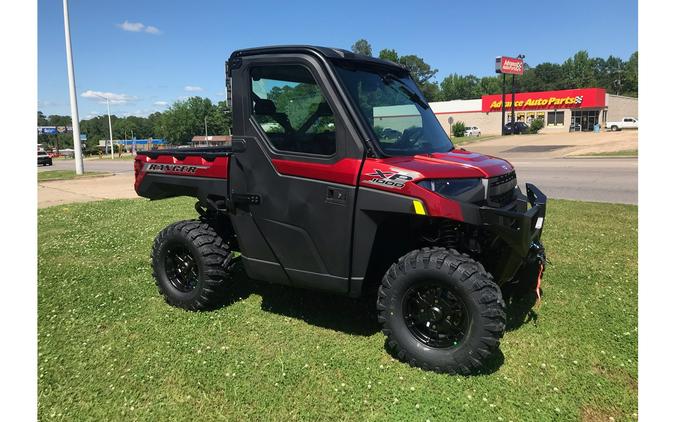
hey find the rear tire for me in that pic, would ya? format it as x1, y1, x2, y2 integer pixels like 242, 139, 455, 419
377, 247, 506, 374
152, 219, 235, 310
611, 125, 619, 131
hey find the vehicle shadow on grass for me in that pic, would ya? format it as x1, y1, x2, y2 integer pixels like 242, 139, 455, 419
217, 266, 537, 374
219, 267, 380, 336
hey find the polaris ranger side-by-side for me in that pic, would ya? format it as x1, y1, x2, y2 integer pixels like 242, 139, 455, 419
134, 46, 547, 374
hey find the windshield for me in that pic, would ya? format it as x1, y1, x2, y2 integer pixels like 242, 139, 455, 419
334, 62, 453, 156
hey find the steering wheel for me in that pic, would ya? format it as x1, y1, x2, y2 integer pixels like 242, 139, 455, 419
395, 127, 425, 149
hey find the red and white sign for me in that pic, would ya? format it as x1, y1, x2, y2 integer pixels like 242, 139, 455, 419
481, 88, 606, 112
495, 56, 524, 75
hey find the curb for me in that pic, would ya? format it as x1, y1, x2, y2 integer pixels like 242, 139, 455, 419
563, 155, 638, 159
38, 172, 115, 183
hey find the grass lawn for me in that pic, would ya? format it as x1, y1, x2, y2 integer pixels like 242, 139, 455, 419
38, 198, 637, 421
578, 149, 638, 157
37, 170, 109, 182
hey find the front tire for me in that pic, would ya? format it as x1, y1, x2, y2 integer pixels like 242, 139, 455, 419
377, 248, 506, 374
152, 219, 235, 310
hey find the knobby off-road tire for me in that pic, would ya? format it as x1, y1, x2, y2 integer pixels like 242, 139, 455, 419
377, 247, 506, 374
152, 219, 235, 310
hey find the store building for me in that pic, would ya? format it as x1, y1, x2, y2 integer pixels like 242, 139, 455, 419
428, 88, 638, 135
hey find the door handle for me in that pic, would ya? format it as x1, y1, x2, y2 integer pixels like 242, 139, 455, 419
326, 187, 346, 205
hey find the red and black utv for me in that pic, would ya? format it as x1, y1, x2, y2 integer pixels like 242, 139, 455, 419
134, 46, 547, 374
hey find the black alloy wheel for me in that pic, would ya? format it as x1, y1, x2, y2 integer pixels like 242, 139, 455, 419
402, 283, 469, 348
164, 245, 200, 292
377, 247, 506, 374
152, 219, 236, 310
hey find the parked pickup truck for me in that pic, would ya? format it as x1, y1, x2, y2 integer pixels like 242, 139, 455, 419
134, 45, 548, 374
606, 117, 638, 131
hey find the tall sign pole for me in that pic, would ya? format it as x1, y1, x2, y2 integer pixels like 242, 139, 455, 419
501, 73, 506, 135
62, 0, 84, 174
511, 74, 516, 127
496, 55, 524, 136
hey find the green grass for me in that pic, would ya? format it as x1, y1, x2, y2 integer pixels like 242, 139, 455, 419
453, 135, 500, 147
38, 198, 637, 421
577, 149, 638, 157
37, 170, 109, 182
89, 154, 138, 160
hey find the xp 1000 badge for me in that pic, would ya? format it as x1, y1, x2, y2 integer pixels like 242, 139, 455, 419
366, 169, 414, 189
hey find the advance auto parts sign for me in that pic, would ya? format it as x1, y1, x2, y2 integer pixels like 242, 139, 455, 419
496, 56, 524, 75
481, 88, 606, 112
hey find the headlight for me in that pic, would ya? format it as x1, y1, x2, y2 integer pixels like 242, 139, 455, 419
417, 178, 484, 198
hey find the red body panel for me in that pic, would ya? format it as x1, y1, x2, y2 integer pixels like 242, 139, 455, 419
134, 153, 229, 193
135, 148, 513, 223
271, 158, 362, 186
359, 150, 514, 221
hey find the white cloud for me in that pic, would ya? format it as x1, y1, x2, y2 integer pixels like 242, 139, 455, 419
117, 20, 144, 32
117, 20, 162, 35
184, 85, 203, 92
81, 90, 137, 105
153, 101, 169, 107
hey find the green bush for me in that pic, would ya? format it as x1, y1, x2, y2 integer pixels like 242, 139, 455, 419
528, 118, 545, 134
452, 121, 465, 137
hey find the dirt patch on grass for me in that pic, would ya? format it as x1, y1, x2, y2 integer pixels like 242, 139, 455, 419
581, 405, 620, 422
592, 363, 637, 392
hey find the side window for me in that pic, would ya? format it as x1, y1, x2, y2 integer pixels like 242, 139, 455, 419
250, 65, 336, 156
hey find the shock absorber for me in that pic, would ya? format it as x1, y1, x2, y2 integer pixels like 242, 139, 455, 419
438, 221, 460, 250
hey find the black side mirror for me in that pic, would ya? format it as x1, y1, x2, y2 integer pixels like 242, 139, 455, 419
231, 139, 247, 153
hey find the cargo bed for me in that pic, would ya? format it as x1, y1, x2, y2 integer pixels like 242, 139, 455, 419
134, 147, 231, 202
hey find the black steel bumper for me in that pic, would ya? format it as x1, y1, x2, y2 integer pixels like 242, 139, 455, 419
479, 183, 547, 257
476, 183, 547, 283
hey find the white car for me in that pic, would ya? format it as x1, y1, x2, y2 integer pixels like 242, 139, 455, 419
464, 126, 481, 136
605, 117, 638, 131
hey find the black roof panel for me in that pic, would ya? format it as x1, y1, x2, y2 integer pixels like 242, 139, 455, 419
229, 45, 405, 71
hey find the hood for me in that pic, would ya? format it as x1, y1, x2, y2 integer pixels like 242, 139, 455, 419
378, 149, 514, 180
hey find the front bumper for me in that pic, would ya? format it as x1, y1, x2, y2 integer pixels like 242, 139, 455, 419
476, 183, 547, 283
479, 183, 546, 257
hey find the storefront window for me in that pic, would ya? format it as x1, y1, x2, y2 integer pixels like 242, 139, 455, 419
547, 111, 564, 126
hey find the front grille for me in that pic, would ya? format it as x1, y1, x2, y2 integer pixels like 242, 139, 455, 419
489, 171, 516, 189
487, 171, 517, 207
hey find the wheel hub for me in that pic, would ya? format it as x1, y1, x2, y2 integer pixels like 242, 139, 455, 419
165, 245, 199, 293
403, 284, 469, 348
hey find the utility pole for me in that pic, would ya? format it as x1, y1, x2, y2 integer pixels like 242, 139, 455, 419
204, 116, 208, 137
62, 0, 84, 174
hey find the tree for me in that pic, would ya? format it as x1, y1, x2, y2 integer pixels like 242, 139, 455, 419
378, 49, 439, 100
439, 74, 480, 100
623, 51, 638, 96
378, 48, 399, 63
37, 111, 48, 126
351, 39, 372, 57
561, 50, 597, 88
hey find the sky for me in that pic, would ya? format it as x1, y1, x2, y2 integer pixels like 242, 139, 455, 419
38, 0, 638, 119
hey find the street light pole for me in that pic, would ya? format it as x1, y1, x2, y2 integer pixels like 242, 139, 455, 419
204, 116, 208, 137
106, 96, 114, 159
93, 92, 115, 159
62, 0, 84, 174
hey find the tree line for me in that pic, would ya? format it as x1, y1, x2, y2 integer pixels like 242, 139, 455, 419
350, 39, 638, 102
38, 41, 637, 150
38, 97, 231, 150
